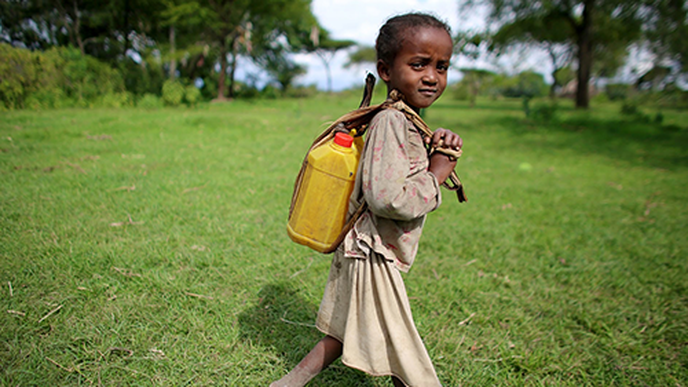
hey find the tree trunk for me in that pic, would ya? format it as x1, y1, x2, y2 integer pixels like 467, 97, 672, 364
72, 1, 84, 55
169, 25, 176, 79
217, 41, 228, 100
575, 0, 594, 109
228, 38, 238, 99
547, 47, 558, 100
316, 51, 333, 92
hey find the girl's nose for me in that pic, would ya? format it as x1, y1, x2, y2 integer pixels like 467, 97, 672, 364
422, 71, 438, 85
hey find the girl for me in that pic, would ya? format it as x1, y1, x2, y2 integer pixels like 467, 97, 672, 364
272, 13, 462, 387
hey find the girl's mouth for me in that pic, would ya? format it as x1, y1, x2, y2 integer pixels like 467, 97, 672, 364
419, 89, 437, 96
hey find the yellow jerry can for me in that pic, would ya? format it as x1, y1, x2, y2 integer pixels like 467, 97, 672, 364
288, 132, 361, 252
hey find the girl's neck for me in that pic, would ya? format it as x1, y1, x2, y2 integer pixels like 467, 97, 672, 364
387, 90, 422, 113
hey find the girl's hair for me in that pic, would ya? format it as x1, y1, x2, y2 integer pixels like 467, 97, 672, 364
375, 13, 451, 65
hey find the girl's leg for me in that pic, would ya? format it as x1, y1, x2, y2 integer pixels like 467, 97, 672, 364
391, 376, 406, 387
270, 335, 343, 387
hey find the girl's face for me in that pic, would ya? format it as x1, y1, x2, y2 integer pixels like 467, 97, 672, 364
378, 27, 453, 110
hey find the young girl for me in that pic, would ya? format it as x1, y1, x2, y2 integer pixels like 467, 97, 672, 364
272, 13, 462, 387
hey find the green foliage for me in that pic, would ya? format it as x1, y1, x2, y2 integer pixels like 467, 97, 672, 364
453, 70, 548, 103
528, 101, 559, 122
344, 45, 376, 68
285, 84, 319, 99
136, 93, 164, 109
621, 101, 639, 115
162, 79, 186, 106
452, 81, 472, 101
502, 71, 548, 99
605, 83, 633, 101
118, 59, 166, 97
0, 44, 124, 110
99, 92, 135, 109
184, 85, 202, 106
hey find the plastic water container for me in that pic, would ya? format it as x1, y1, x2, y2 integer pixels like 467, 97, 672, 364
288, 132, 361, 252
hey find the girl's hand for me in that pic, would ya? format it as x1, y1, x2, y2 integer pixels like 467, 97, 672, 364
425, 127, 463, 151
427, 128, 462, 183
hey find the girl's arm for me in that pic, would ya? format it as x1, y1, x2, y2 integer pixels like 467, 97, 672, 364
361, 111, 442, 221
427, 127, 461, 183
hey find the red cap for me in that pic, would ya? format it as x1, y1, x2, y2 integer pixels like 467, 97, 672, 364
334, 132, 353, 148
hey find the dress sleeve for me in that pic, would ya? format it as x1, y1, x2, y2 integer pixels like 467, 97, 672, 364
361, 110, 442, 221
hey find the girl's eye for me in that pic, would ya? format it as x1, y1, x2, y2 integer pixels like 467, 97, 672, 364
411, 63, 424, 69
437, 63, 449, 71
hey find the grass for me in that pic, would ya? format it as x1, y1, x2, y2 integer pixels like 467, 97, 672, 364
1, 94, 687, 386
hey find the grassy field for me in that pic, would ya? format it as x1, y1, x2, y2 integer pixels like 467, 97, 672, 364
1, 93, 687, 386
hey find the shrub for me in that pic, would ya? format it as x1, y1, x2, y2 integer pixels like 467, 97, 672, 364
529, 102, 559, 122
162, 79, 185, 106
24, 89, 68, 110
99, 92, 134, 108
137, 93, 164, 109
261, 85, 280, 99
620, 101, 638, 115
0, 44, 125, 110
184, 85, 202, 106
605, 83, 632, 101
285, 85, 318, 99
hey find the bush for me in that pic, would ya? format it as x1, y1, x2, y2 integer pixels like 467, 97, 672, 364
99, 92, 134, 108
24, 89, 68, 110
162, 79, 185, 106
452, 82, 471, 101
261, 85, 280, 99
137, 93, 164, 109
620, 101, 638, 115
605, 83, 632, 101
184, 85, 202, 106
285, 85, 318, 99
529, 102, 559, 122
0, 44, 125, 110
502, 71, 548, 99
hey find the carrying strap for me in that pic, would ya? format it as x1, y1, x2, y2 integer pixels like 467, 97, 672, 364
288, 75, 467, 253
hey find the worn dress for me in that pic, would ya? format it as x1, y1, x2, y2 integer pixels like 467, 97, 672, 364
315, 109, 443, 387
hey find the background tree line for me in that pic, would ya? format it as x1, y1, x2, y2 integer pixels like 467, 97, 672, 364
2, 0, 687, 110
0, 0, 356, 110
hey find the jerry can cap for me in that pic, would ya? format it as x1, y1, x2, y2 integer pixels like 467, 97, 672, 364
334, 132, 353, 148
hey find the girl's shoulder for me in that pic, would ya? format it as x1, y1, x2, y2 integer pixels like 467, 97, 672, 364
370, 108, 408, 129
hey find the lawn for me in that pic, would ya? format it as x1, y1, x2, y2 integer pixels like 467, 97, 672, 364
1, 94, 687, 386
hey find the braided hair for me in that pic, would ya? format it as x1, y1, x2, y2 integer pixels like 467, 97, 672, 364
375, 13, 451, 66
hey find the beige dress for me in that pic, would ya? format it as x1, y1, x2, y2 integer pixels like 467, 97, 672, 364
315, 109, 443, 387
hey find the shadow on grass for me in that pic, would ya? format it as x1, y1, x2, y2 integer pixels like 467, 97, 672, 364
492, 114, 688, 170
237, 282, 376, 386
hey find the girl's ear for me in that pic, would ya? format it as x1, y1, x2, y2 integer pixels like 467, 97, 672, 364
377, 59, 391, 83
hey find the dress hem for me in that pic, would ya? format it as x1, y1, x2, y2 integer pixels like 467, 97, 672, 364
315, 320, 412, 387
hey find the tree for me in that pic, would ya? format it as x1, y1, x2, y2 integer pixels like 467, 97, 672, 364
295, 26, 354, 92
457, 68, 497, 107
489, 15, 573, 98
175, 0, 315, 100
644, 0, 688, 74
344, 45, 376, 68
460, 0, 645, 108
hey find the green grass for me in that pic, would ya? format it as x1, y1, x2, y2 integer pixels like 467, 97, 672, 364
1, 95, 687, 386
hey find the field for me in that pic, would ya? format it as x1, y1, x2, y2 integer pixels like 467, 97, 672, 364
1, 94, 687, 386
